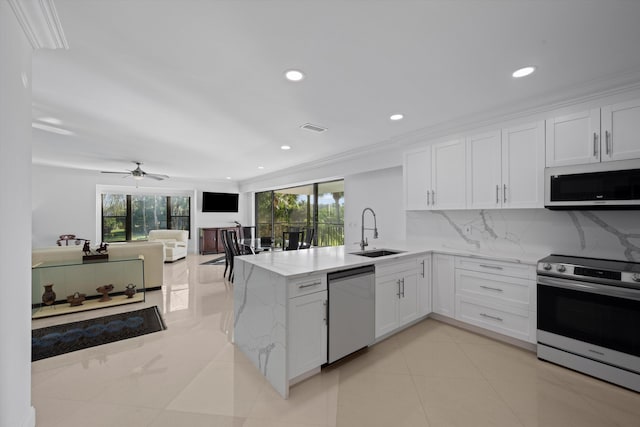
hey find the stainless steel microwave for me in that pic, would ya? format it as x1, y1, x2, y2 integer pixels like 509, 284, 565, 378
545, 159, 640, 210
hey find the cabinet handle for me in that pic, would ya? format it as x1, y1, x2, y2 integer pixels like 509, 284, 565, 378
593, 132, 598, 157
323, 300, 328, 324
480, 313, 503, 322
605, 130, 611, 156
401, 278, 405, 298
426, 191, 430, 206
496, 185, 500, 204
432, 190, 435, 205
480, 285, 504, 292
397, 279, 402, 298
420, 260, 425, 278
503, 184, 507, 203
298, 281, 322, 289
479, 264, 503, 270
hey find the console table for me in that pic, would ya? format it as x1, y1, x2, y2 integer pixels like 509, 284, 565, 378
199, 227, 237, 254
32, 257, 145, 319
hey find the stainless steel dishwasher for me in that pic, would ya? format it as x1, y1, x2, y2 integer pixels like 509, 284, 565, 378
327, 264, 375, 364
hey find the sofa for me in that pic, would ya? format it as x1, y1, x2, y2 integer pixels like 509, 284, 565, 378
32, 241, 165, 290
148, 230, 188, 262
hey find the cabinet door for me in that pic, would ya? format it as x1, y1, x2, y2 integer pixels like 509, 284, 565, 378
404, 149, 432, 210
288, 290, 327, 379
398, 271, 419, 326
602, 99, 640, 162
466, 130, 502, 209
416, 255, 432, 316
375, 275, 401, 338
501, 121, 545, 208
545, 110, 600, 166
432, 254, 455, 317
432, 139, 466, 209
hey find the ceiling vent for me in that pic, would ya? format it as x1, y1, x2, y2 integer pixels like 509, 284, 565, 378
300, 123, 327, 133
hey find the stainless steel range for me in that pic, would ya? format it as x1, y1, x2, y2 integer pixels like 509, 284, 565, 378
537, 255, 640, 392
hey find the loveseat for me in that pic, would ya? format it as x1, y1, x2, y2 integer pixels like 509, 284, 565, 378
32, 241, 164, 290
148, 230, 188, 262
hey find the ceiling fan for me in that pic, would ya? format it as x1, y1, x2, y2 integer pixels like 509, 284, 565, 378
101, 161, 169, 181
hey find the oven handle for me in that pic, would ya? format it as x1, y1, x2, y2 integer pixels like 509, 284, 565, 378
537, 275, 640, 301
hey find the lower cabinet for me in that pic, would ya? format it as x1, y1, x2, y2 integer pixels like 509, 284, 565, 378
375, 257, 420, 338
432, 253, 455, 317
288, 289, 327, 379
417, 254, 432, 316
453, 257, 536, 343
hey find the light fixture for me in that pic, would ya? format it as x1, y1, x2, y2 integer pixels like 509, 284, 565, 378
280, 145, 291, 150
226, 176, 232, 180
258, 166, 264, 170
285, 69, 305, 82
390, 114, 404, 121
512, 66, 536, 78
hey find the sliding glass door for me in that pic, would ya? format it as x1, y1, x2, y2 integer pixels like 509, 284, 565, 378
255, 180, 344, 248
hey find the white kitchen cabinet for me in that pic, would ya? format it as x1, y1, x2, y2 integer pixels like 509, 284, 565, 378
416, 254, 432, 316
546, 109, 601, 166
404, 139, 466, 210
453, 257, 536, 343
375, 258, 420, 338
466, 130, 503, 209
432, 253, 455, 317
501, 121, 545, 208
288, 289, 327, 379
546, 99, 640, 167
404, 148, 432, 210
602, 99, 640, 162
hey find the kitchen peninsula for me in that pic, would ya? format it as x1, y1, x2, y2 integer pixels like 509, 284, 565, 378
233, 245, 539, 398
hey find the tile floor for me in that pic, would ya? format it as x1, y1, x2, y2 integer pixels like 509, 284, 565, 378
32, 255, 640, 426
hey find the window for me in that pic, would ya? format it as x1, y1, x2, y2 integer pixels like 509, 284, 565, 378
255, 180, 344, 248
101, 193, 191, 243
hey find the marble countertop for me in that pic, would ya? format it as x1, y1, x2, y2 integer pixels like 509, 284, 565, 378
236, 242, 544, 278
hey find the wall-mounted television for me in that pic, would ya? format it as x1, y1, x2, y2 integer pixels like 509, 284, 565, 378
202, 192, 239, 213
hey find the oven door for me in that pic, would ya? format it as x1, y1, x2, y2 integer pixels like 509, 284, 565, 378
537, 276, 640, 357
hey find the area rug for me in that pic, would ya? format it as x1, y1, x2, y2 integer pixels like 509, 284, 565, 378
32, 306, 166, 361
200, 256, 226, 265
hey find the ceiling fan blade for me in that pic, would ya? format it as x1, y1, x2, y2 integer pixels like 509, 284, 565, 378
101, 171, 128, 174
144, 173, 169, 180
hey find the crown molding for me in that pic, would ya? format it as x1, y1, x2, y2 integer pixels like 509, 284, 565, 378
7, 0, 68, 49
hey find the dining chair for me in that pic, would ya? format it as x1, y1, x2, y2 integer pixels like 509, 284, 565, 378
282, 231, 304, 251
299, 227, 315, 249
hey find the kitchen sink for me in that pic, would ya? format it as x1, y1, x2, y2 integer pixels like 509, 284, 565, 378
350, 249, 405, 258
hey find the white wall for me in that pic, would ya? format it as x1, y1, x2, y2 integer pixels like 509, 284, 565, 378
32, 164, 245, 253
344, 167, 405, 252
0, 2, 36, 426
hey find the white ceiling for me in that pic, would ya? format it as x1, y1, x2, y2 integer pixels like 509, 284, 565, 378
31, 0, 640, 183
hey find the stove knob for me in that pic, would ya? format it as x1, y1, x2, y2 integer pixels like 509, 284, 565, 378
543, 263, 552, 271
633, 273, 640, 282
557, 265, 567, 273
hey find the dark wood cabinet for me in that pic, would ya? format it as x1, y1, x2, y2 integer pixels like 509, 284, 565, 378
199, 227, 236, 254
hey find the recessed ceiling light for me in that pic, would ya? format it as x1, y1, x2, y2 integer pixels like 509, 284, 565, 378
512, 66, 536, 78
39, 117, 62, 125
280, 145, 291, 150
285, 69, 305, 82
390, 114, 404, 121
226, 176, 232, 180
258, 166, 264, 170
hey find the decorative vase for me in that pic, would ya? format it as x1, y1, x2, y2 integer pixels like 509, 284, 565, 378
123, 283, 137, 298
96, 284, 114, 302
42, 284, 56, 306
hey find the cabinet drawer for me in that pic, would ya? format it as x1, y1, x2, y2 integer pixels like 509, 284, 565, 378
455, 269, 533, 309
288, 275, 327, 298
455, 295, 534, 343
376, 258, 417, 278
455, 257, 535, 280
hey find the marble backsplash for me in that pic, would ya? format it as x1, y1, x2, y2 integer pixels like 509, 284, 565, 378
406, 209, 640, 262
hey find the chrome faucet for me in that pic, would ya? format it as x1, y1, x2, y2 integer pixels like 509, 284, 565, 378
360, 207, 378, 251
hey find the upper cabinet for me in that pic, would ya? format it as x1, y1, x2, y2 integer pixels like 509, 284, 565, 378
404, 139, 466, 210
466, 121, 545, 209
546, 99, 640, 167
